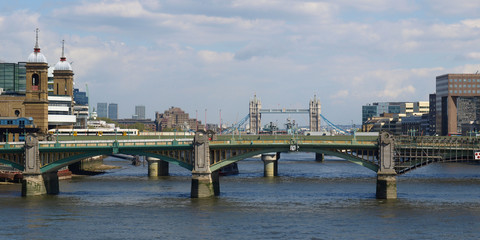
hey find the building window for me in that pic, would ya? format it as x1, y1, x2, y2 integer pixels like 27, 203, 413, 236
454, 79, 458, 82
468, 90, 471, 93
32, 73, 40, 90
468, 85, 471, 88
469, 79, 471, 82
464, 85, 467, 88
454, 90, 458, 93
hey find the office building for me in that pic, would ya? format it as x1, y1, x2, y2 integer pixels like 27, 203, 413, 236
97, 102, 107, 118
134, 105, 145, 119
108, 103, 118, 120
435, 74, 480, 135
0, 62, 26, 93
362, 101, 428, 124
73, 88, 88, 106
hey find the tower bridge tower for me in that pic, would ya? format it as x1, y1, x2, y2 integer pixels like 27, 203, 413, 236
249, 95, 261, 134
309, 95, 321, 132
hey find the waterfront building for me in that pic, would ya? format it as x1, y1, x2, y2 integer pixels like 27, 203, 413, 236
435, 74, 480, 135
134, 105, 145, 119
155, 107, 203, 131
97, 102, 107, 118
362, 101, 429, 125
108, 103, 118, 120
73, 105, 89, 128
0, 30, 78, 135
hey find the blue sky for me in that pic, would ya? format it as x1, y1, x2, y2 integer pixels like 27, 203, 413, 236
1, 0, 480, 126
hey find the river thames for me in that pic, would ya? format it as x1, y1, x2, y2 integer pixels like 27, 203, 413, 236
1, 152, 479, 239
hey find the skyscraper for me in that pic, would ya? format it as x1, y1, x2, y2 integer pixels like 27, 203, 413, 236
108, 103, 118, 120
97, 102, 107, 118
135, 105, 145, 119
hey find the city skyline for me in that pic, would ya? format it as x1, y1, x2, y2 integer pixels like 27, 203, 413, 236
1, 1, 480, 125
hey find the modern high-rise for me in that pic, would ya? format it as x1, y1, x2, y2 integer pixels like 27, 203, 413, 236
0, 62, 26, 93
135, 105, 145, 119
108, 103, 118, 120
97, 102, 107, 118
436, 74, 480, 135
73, 88, 88, 106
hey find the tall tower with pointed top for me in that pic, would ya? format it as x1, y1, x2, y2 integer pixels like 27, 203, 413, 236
249, 95, 261, 134
53, 40, 74, 97
24, 28, 49, 133
309, 95, 321, 132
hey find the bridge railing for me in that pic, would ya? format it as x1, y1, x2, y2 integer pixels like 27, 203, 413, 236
0, 142, 25, 149
211, 139, 378, 146
38, 139, 194, 148
394, 136, 480, 150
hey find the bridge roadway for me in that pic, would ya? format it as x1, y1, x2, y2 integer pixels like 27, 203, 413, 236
0, 131, 479, 198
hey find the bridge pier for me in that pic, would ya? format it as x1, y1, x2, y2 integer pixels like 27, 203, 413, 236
315, 153, 325, 162
22, 134, 60, 196
376, 173, 397, 199
262, 153, 279, 177
22, 174, 46, 196
376, 132, 397, 199
147, 157, 169, 177
191, 170, 219, 198
191, 130, 219, 198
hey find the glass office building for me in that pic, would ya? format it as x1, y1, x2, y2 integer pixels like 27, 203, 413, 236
108, 103, 118, 120
0, 62, 27, 93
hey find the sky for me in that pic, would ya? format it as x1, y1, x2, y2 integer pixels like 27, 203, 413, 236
1, 0, 480, 126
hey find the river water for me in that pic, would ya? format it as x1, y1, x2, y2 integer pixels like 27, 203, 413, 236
1, 152, 480, 239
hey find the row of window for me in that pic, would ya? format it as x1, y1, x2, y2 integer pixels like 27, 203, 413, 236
449, 78, 480, 83
449, 84, 480, 88
449, 90, 480, 94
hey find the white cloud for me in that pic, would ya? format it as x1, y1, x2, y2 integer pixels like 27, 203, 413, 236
70, 0, 150, 18
3, 0, 480, 124
197, 50, 234, 62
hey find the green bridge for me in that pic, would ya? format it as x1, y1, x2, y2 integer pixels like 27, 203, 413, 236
0, 131, 479, 198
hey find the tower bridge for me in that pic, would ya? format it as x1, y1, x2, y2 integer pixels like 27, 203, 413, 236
1, 132, 479, 199
249, 95, 322, 134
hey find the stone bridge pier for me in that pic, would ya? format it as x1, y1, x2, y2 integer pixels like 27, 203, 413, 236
376, 132, 397, 199
22, 134, 59, 196
262, 153, 280, 177
147, 157, 169, 177
191, 131, 219, 198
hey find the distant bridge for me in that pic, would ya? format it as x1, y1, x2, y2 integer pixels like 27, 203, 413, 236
1, 132, 479, 198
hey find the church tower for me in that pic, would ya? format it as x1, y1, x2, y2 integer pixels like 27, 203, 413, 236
24, 28, 49, 133
53, 40, 74, 97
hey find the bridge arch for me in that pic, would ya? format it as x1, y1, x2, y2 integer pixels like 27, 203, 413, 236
210, 147, 379, 172
120, 150, 193, 171
0, 158, 24, 171
39, 150, 194, 173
